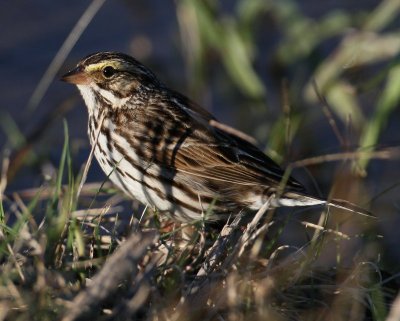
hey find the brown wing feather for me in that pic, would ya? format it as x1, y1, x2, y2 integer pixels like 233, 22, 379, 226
140, 92, 305, 193
173, 135, 304, 191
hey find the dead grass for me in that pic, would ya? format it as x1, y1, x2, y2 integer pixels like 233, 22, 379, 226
0, 161, 395, 320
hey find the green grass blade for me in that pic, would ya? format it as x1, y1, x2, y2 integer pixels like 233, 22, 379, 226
358, 63, 400, 171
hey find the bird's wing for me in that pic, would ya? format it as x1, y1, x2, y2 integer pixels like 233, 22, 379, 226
142, 95, 305, 192
171, 125, 305, 191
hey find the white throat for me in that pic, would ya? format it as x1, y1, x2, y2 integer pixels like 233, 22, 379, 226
77, 84, 131, 115
77, 84, 97, 115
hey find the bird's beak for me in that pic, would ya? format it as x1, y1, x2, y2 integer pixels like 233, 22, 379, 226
61, 66, 90, 85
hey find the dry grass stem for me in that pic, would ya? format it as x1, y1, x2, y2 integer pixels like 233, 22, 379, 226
209, 119, 258, 145
0, 150, 10, 225
10, 182, 113, 200
76, 110, 106, 200
194, 214, 243, 279
237, 197, 272, 258
301, 220, 351, 240
61, 230, 158, 321
289, 147, 400, 169
72, 205, 123, 218
312, 79, 346, 147
27, 0, 107, 111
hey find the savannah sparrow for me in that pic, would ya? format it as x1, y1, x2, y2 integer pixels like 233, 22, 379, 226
61, 52, 367, 222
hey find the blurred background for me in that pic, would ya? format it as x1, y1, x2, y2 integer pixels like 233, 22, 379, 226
1, 0, 400, 267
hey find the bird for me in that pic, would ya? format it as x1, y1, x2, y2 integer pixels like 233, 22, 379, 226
61, 51, 369, 222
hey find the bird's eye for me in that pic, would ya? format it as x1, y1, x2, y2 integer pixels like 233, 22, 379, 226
102, 66, 116, 78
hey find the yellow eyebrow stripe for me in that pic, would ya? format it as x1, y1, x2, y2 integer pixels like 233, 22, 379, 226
86, 61, 120, 72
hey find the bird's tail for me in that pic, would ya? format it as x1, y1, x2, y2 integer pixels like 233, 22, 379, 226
273, 192, 373, 218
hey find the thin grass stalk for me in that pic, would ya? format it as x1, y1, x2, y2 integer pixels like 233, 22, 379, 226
27, 0, 107, 112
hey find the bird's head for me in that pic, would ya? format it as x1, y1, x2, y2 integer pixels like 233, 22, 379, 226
61, 51, 160, 111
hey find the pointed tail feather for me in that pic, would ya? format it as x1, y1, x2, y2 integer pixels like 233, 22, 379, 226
274, 192, 374, 218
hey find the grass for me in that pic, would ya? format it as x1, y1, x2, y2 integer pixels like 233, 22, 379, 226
2, 0, 400, 320
0, 123, 397, 321
0, 178, 393, 321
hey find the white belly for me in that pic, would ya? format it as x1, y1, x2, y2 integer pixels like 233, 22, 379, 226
92, 130, 171, 210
